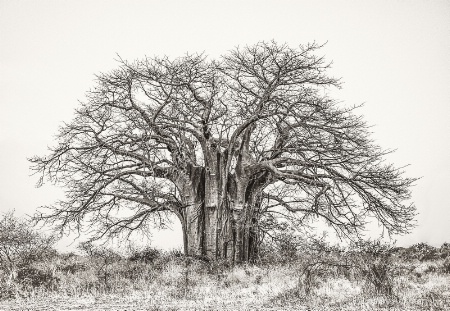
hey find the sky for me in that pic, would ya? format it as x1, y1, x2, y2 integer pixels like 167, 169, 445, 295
1, 0, 449, 251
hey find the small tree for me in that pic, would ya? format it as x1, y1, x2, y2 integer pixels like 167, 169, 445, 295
0, 211, 56, 281
77, 241, 122, 291
30, 41, 417, 262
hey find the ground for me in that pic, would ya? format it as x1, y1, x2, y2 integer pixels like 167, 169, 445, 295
1, 252, 450, 311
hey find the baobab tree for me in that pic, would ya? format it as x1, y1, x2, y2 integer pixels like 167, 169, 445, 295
30, 42, 417, 262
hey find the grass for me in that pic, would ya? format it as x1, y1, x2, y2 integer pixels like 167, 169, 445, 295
1, 246, 450, 310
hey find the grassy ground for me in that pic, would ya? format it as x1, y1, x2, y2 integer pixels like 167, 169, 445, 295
1, 250, 450, 311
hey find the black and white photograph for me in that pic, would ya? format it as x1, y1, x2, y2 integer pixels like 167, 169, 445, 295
1, 1, 449, 310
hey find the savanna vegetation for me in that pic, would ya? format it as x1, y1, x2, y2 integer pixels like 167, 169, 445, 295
1, 213, 449, 310
6, 42, 432, 310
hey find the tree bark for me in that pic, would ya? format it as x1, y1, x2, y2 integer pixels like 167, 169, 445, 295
180, 164, 261, 262
176, 128, 267, 263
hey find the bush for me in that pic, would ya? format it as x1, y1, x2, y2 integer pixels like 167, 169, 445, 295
0, 284, 16, 300
349, 240, 395, 296
404, 243, 440, 261
75, 241, 125, 291
0, 211, 57, 284
129, 247, 161, 264
442, 257, 450, 274
439, 243, 450, 259
258, 232, 306, 264
297, 239, 396, 296
17, 266, 59, 289
59, 262, 88, 274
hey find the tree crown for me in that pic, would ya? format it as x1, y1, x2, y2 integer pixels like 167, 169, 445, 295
30, 41, 417, 244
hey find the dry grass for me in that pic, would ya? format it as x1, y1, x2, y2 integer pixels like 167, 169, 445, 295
1, 251, 450, 311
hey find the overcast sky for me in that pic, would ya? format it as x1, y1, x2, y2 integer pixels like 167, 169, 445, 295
1, 0, 449, 250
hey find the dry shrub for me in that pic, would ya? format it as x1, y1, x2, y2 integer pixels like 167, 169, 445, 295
362, 260, 393, 295
349, 240, 395, 296
17, 266, 59, 289
295, 239, 397, 297
439, 243, 450, 258
128, 246, 161, 264
296, 241, 348, 296
403, 243, 440, 261
0, 284, 16, 300
59, 262, 88, 274
442, 257, 450, 274
0, 212, 59, 299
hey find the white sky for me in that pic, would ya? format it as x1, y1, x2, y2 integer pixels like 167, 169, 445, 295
1, 0, 449, 251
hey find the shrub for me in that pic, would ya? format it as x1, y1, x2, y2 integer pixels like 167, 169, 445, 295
349, 240, 395, 296
59, 262, 88, 274
442, 257, 450, 274
17, 266, 59, 289
257, 219, 309, 264
0, 284, 16, 300
129, 246, 161, 264
439, 243, 450, 259
76, 242, 124, 291
0, 211, 57, 284
405, 243, 440, 261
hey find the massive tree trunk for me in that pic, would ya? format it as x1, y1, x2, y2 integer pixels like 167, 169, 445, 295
174, 124, 267, 263
179, 162, 262, 263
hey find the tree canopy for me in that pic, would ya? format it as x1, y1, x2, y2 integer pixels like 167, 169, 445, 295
30, 42, 417, 262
